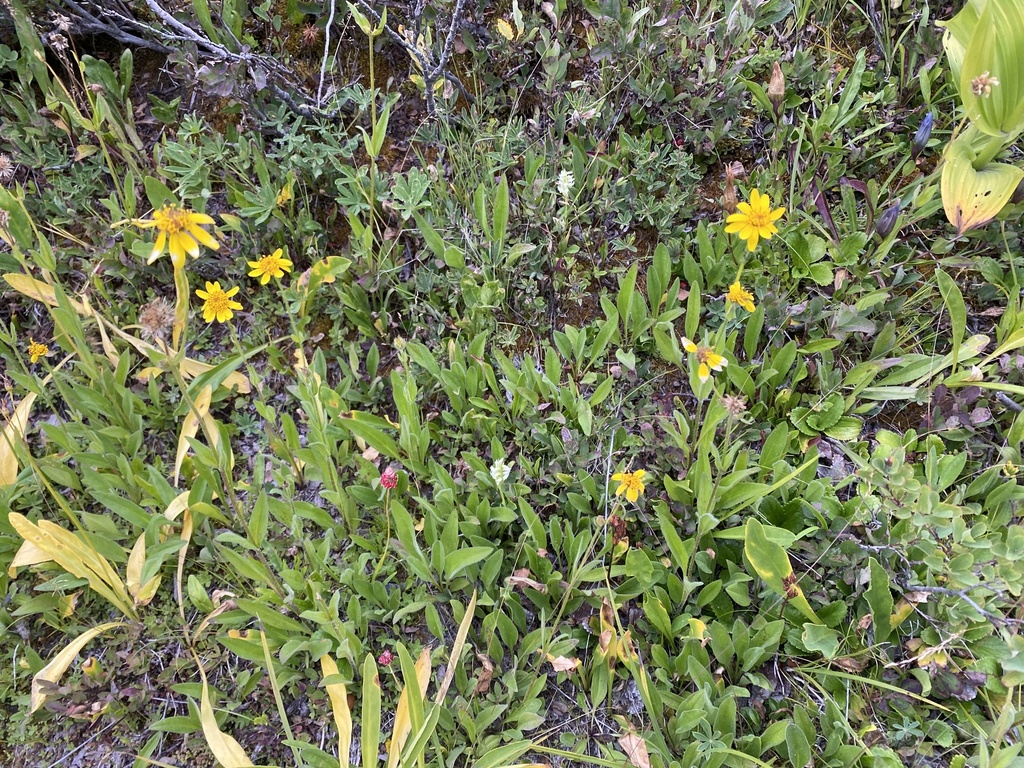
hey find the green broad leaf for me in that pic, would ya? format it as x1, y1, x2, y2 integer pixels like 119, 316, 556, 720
642, 593, 674, 638
370, 101, 391, 159
150, 714, 202, 734
191, 0, 223, 47
444, 547, 493, 580
941, 137, 1024, 235
937, 269, 967, 373
744, 519, 822, 624
656, 503, 693, 571
336, 411, 401, 460
824, 416, 863, 441
617, 263, 640, 334
786, 721, 812, 768
808, 262, 833, 286
216, 545, 276, 590
471, 741, 533, 768
492, 175, 509, 246
960, 0, 1024, 138
234, 598, 309, 636
865, 557, 894, 643
248, 491, 269, 547
362, 655, 382, 768
801, 623, 841, 659
144, 176, 176, 210
187, 575, 214, 613
625, 548, 653, 583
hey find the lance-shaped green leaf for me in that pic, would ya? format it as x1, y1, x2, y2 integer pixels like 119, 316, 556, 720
744, 518, 822, 624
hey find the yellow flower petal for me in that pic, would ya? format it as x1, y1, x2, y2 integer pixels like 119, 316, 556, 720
698, 362, 711, 382
682, 338, 698, 353
188, 223, 220, 250
148, 231, 166, 264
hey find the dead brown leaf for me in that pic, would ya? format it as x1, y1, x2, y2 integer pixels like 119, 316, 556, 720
618, 732, 651, 768
506, 568, 547, 593
546, 654, 581, 673
474, 653, 494, 694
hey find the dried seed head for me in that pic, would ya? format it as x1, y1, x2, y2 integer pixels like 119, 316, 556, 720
767, 61, 785, 115
722, 163, 738, 214
0, 153, 12, 183
138, 297, 175, 341
720, 393, 747, 419
301, 23, 320, 47
48, 33, 69, 53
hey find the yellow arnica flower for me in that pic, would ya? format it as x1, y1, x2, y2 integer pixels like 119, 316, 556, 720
612, 469, 647, 503
682, 338, 728, 382
726, 281, 756, 312
136, 203, 220, 269
27, 338, 49, 363
247, 248, 293, 285
196, 281, 243, 323
724, 189, 785, 251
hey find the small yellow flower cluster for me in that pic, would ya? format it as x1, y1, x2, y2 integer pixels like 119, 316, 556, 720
135, 202, 294, 325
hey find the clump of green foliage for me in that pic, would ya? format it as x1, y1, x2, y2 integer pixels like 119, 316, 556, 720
2, 0, 1024, 766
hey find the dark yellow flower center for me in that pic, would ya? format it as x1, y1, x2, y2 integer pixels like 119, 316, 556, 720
153, 205, 189, 235
255, 255, 282, 274
620, 474, 643, 492
204, 290, 231, 314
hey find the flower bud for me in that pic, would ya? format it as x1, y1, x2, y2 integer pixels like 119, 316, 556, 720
380, 466, 398, 490
767, 62, 785, 117
911, 112, 933, 161
874, 203, 901, 239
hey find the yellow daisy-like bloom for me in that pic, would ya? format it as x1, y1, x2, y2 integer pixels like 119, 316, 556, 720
681, 338, 728, 382
247, 248, 293, 285
27, 338, 49, 363
724, 189, 785, 251
195, 281, 243, 323
726, 281, 756, 312
136, 203, 220, 269
612, 469, 647, 503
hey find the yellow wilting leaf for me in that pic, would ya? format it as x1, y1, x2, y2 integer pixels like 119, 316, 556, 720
30, 622, 121, 713
126, 534, 145, 599
174, 385, 213, 486
941, 137, 1024, 235
199, 665, 255, 767
1, 391, 37, 487
8, 513, 135, 618
126, 533, 161, 607
388, 648, 432, 768
138, 357, 251, 394
2, 273, 88, 314
495, 18, 516, 40
320, 654, 352, 768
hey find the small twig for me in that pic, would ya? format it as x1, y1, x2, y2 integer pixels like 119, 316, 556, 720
899, 584, 1019, 626
61, 0, 171, 51
317, 0, 337, 106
